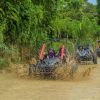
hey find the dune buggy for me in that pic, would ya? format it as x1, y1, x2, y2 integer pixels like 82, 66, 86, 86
29, 43, 70, 78
75, 45, 97, 64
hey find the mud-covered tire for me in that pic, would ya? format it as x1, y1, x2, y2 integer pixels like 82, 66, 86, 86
93, 53, 97, 64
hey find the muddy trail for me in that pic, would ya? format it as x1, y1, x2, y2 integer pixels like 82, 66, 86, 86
0, 59, 100, 100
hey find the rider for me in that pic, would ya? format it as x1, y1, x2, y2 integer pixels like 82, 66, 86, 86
48, 48, 55, 59
77, 46, 86, 58
84, 46, 90, 57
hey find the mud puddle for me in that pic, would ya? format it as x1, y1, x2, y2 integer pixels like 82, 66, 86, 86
0, 59, 100, 100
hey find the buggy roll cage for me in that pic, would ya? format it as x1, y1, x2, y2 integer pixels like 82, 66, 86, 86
39, 43, 65, 60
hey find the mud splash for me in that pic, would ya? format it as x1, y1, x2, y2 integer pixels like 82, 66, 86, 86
0, 59, 100, 100
9, 62, 96, 80
0, 66, 100, 100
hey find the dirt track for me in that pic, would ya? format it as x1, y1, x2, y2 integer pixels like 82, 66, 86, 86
0, 59, 100, 100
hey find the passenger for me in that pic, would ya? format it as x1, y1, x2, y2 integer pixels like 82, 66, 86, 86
76, 46, 83, 56
48, 48, 55, 59
84, 47, 90, 57
76, 46, 87, 59
83, 47, 88, 56
85, 46, 93, 57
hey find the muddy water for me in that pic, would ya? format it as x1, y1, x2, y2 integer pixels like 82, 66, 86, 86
0, 59, 100, 100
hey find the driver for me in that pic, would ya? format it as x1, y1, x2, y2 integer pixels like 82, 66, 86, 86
77, 46, 86, 58
48, 48, 55, 59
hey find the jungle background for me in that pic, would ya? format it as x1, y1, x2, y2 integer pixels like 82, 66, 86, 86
0, 0, 100, 69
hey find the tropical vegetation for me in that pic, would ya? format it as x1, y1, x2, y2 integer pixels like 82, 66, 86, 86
0, 0, 100, 68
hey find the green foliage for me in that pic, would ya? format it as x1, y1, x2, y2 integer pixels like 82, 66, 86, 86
0, 0, 99, 45
0, 0, 100, 64
0, 58, 9, 70
97, 0, 100, 25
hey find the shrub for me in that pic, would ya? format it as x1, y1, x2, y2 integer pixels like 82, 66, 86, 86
0, 58, 9, 70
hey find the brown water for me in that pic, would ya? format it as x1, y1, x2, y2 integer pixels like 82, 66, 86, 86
0, 59, 100, 100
